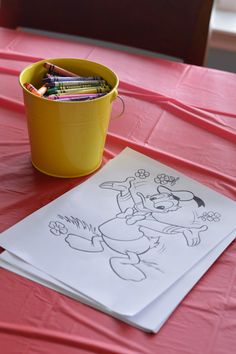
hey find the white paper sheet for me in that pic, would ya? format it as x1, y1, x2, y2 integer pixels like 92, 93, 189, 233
1, 227, 235, 333
0, 148, 236, 317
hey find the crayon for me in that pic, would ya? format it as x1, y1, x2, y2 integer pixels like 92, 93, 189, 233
43, 73, 54, 81
43, 62, 78, 77
47, 93, 106, 100
51, 96, 93, 102
47, 80, 107, 88
38, 84, 48, 95
46, 86, 111, 96
46, 83, 107, 91
42, 75, 102, 83
24, 83, 42, 97
56, 94, 106, 101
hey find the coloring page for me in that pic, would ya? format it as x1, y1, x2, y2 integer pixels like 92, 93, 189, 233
1, 224, 235, 333
0, 148, 235, 316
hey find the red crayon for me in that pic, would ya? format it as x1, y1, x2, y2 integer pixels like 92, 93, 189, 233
43, 62, 78, 77
24, 83, 42, 97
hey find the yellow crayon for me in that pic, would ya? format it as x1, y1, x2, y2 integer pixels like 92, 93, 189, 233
54, 86, 111, 96
55, 83, 107, 91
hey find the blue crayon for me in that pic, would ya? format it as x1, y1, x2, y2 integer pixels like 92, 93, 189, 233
42, 75, 103, 83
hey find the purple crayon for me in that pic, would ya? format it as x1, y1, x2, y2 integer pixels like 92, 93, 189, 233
47, 93, 106, 100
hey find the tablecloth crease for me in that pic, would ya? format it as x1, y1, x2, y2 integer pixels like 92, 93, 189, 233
0, 26, 235, 354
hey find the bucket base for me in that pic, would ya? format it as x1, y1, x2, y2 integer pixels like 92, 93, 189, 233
31, 159, 102, 178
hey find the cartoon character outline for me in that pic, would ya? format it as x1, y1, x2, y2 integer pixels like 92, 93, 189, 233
62, 177, 208, 282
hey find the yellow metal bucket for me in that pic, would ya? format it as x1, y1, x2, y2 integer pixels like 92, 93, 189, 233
19, 58, 119, 178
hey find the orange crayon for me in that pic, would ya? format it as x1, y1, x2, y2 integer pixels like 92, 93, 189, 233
24, 83, 42, 97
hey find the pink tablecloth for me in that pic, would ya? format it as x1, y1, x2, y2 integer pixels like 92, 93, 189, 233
0, 27, 235, 354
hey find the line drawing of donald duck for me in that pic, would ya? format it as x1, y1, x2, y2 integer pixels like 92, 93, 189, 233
64, 175, 208, 282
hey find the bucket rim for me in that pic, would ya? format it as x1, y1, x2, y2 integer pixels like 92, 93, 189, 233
19, 57, 119, 104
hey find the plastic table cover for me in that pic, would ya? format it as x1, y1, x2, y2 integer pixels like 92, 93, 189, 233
0, 27, 235, 354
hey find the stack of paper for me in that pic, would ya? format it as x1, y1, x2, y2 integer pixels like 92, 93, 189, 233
0, 148, 235, 332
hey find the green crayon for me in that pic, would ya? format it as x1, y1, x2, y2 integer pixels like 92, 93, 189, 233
53, 83, 107, 91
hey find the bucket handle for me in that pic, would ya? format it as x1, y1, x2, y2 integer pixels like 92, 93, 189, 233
111, 95, 125, 120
